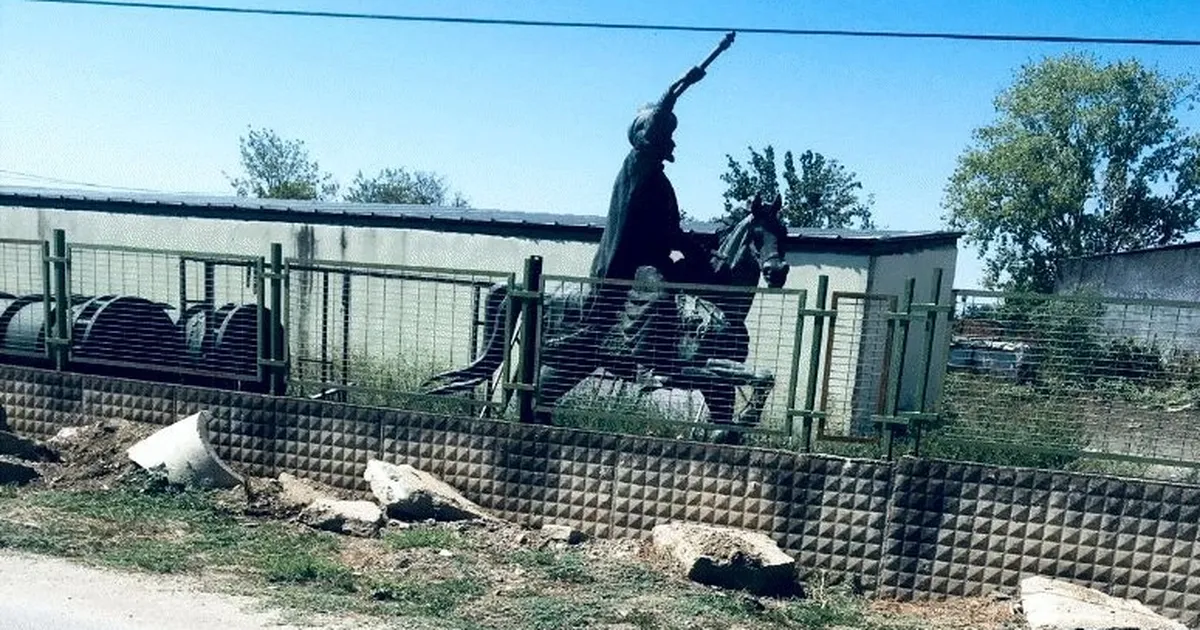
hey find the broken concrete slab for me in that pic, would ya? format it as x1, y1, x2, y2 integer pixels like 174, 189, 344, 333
0, 457, 40, 485
651, 521, 796, 596
126, 411, 242, 489
299, 498, 386, 538
277, 473, 325, 512
1020, 576, 1187, 630
0, 431, 58, 462
364, 459, 492, 522
541, 523, 585, 545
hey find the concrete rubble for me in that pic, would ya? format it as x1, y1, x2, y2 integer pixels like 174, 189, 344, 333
541, 523, 585, 545
126, 411, 242, 489
299, 498, 386, 538
1019, 576, 1188, 630
0, 419, 56, 486
276, 472, 385, 538
277, 472, 325, 512
0, 457, 39, 485
364, 459, 493, 522
651, 521, 796, 596
0, 430, 59, 463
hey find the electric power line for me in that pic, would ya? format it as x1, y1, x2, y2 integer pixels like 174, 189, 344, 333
26, 0, 1200, 48
0, 169, 206, 195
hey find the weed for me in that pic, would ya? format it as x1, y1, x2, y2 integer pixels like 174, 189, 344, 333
260, 552, 357, 592
0, 519, 78, 556
366, 576, 486, 615
385, 527, 463, 551
509, 549, 594, 584
516, 595, 603, 630
768, 574, 866, 629
101, 539, 195, 573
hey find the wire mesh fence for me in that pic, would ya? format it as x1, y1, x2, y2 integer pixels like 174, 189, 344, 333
533, 273, 809, 441
819, 293, 895, 441
928, 289, 1200, 468
284, 259, 515, 415
64, 244, 265, 381
0, 239, 50, 359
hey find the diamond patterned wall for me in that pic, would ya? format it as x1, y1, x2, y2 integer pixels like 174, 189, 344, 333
176, 386, 277, 479
793, 456, 892, 587
0, 366, 84, 437
274, 397, 380, 492
0, 365, 1197, 626
81, 375, 176, 426
881, 457, 1200, 627
380, 415, 620, 537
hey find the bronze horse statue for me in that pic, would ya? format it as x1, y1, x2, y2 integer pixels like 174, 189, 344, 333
421, 194, 790, 442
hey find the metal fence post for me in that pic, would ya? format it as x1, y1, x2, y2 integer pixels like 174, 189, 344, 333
253, 256, 267, 388
912, 268, 945, 457
783, 290, 809, 440
269, 243, 285, 395
800, 275, 830, 451
40, 240, 53, 362
517, 255, 543, 424
882, 278, 916, 460
50, 229, 70, 371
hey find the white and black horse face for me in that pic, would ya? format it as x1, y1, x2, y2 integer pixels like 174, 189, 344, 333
746, 194, 791, 289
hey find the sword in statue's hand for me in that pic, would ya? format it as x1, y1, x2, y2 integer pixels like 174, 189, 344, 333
670, 31, 736, 99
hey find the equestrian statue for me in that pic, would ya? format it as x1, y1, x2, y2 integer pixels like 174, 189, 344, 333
421, 32, 792, 443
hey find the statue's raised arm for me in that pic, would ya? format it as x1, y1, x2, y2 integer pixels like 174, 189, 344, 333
590, 30, 738, 284
658, 32, 736, 113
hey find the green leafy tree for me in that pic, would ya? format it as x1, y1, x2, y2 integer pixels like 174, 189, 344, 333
226, 127, 339, 200
344, 168, 470, 207
720, 145, 875, 229
944, 53, 1200, 292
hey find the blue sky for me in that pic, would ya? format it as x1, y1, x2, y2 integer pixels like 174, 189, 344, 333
1, 0, 1199, 288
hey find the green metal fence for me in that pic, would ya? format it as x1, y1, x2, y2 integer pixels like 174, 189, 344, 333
11, 227, 1200, 474
924, 289, 1200, 472
0, 238, 51, 361
65, 242, 266, 381
283, 256, 516, 417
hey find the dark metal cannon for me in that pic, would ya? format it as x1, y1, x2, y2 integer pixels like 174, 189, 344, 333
0, 293, 183, 375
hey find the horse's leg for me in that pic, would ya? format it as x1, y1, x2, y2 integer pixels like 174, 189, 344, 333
533, 360, 592, 425
697, 381, 743, 445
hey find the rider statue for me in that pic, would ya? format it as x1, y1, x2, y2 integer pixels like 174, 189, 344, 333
589, 65, 713, 285
583, 33, 736, 373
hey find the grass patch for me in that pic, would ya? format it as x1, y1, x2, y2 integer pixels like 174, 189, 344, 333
293, 351, 490, 416
509, 549, 594, 584
0, 518, 78, 556
366, 576, 486, 614
386, 526, 463, 550
100, 539, 195, 573
515, 595, 603, 630
0, 476, 993, 630
261, 553, 356, 592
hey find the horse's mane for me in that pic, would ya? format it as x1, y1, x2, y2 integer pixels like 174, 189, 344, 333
713, 210, 749, 242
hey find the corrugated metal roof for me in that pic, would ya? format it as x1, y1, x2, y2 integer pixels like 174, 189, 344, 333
0, 185, 962, 249
1065, 238, 1200, 261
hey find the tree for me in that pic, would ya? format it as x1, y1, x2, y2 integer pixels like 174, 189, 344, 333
720, 145, 876, 229
344, 168, 469, 207
227, 127, 338, 200
944, 53, 1200, 292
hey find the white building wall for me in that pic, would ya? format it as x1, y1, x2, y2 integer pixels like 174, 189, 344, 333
865, 245, 960, 430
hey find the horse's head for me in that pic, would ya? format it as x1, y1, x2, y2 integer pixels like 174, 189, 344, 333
716, 193, 791, 289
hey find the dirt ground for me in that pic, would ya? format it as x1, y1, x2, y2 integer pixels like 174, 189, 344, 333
0, 417, 1024, 630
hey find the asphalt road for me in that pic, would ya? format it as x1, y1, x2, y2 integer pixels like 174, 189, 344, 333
0, 550, 305, 630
